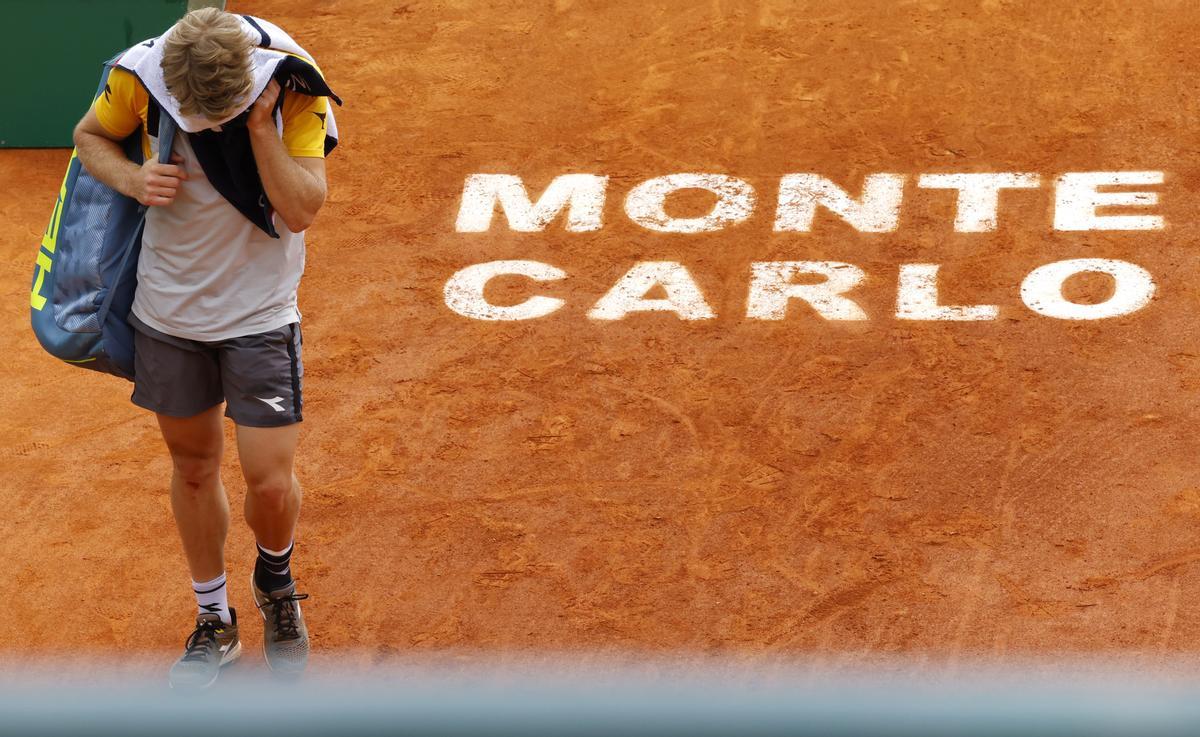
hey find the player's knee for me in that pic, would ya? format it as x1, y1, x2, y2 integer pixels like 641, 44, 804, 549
246, 474, 294, 513
170, 452, 221, 490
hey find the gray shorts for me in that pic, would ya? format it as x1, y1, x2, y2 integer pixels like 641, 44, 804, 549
130, 314, 303, 427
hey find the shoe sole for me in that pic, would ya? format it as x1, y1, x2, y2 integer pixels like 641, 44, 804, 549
251, 572, 308, 676
222, 639, 244, 666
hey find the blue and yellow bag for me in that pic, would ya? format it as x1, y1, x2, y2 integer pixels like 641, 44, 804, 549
30, 57, 175, 381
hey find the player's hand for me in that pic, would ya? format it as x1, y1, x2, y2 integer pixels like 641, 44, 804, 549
131, 153, 188, 207
248, 79, 282, 134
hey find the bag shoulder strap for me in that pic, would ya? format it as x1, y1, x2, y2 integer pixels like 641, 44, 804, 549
96, 105, 176, 326
154, 104, 177, 166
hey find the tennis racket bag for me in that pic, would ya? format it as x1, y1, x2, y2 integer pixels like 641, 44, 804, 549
30, 58, 176, 381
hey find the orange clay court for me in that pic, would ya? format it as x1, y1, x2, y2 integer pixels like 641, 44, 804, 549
3, 0, 1200, 672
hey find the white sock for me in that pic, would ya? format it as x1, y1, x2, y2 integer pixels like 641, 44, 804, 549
257, 542, 292, 559
192, 572, 232, 625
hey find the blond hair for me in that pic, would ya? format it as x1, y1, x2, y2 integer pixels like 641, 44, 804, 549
160, 8, 254, 120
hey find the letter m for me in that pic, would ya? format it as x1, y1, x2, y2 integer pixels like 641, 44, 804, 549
455, 174, 608, 232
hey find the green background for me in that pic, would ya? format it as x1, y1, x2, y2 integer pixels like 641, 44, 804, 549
0, 0, 223, 147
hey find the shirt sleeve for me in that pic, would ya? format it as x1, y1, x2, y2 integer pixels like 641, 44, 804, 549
281, 92, 329, 158
93, 67, 148, 139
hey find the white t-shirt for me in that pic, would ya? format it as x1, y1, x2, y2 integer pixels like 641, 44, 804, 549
132, 132, 304, 342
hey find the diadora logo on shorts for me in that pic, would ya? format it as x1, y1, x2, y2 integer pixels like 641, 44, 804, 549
255, 396, 287, 412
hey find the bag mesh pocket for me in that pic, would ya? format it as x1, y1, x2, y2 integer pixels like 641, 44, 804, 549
53, 170, 117, 334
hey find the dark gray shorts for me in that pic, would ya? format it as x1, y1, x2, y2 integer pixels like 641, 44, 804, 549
130, 314, 303, 428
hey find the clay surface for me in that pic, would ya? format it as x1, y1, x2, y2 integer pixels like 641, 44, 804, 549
3, 0, 1200, 674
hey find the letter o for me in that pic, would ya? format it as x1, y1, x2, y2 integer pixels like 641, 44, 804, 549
624, 173, 756, 233
1020, 258, 1156, 320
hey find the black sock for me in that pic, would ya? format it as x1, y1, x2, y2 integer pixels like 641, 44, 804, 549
254, 541, 294, 592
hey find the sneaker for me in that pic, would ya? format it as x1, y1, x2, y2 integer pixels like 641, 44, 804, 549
168, 609, 242, 690
251, 576, 310, 676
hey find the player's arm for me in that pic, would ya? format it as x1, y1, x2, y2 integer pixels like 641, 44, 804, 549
247, 80, 327, 233
73, 92, 188, 207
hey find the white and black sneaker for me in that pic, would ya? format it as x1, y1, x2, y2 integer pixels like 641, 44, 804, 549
168, 609, 242, 690
251, 578, 310, 677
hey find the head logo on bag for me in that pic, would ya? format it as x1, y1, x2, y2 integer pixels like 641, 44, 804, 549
30, 57, 175, 381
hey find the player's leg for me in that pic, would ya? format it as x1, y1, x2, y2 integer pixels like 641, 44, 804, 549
221, 322, 309, 674
223, 321, 304, 578
131, 321, 240, 689
133, 323, 231, 595
158, 405, 242, 688
159, 404, 229, 584
238, 421, 302, 566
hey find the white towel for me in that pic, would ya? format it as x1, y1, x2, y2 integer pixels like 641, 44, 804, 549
115, 14, 339, 142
